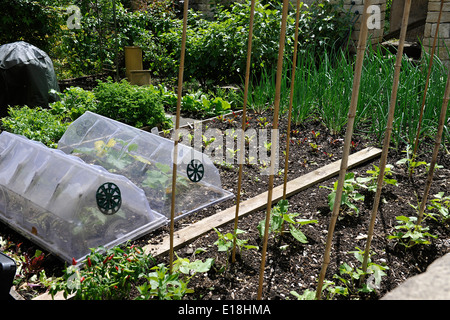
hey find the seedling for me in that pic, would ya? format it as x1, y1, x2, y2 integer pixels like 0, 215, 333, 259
427, 192, 450, 224
311, 130, 320, 140
257, 199, 318, 245
256, 117, 270, 128
213, 228, 258, 272
309, 142, 319, 152
321, 172, 364, 216
137, 252, 213, 300
202, 135, 216, 149
330, 247, 388, 297
387, 216, 437, 249
226, 147, 239, 160
396, 145, 441, 177
356, 164, 398, 192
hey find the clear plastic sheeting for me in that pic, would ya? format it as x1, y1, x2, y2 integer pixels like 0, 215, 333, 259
58, 111, 234, 221
0, 132, 166, 263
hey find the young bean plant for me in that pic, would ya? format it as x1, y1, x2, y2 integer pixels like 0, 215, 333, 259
387, 216, 438, 249
136, 253, 214, 300
328, 247, 389, 298
356, 164, 398, 192
213, 228, 258, 273
257, 199, 318, 245
426, 192, 450, 224
320, 172, 364, 217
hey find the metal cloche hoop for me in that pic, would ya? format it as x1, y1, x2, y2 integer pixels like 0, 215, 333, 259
186, 159, 204, 183
96, 182, 122, 215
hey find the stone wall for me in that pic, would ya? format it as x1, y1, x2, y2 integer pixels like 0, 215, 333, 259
389, 0, 428, 42
423, 0, 450, 68
343, 0, 386, 50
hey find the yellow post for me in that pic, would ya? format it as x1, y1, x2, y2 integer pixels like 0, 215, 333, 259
124, 46, 143, 80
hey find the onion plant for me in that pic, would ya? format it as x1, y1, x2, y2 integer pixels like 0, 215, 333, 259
247, 44, 449, 148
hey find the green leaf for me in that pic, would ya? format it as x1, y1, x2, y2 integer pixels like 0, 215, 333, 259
289, 225, 308, 243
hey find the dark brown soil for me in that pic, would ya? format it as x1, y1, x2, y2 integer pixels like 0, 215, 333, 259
2, 108, 450, 301
140, 109, 450, 300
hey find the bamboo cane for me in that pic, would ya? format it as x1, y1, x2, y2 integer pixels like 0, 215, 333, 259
361, 0, 411, 279
257, 0, 289, 300
315, 0, 371, 300
410, 0, 444, 177
416, 67, 450, 226
277, 0, 301, 240
283, 0, 301, 199
169, 0, 189, 274
231, 0, 256, 264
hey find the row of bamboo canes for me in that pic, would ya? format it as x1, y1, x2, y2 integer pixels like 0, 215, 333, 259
168, 0, 449, 300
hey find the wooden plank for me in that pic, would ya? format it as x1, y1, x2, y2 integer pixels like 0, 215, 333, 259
144, 147, 382, 257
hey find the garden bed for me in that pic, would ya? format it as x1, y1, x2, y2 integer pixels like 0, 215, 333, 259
137, 109, 449, 300
142, 110, 450, 300
3, 109, 450, 300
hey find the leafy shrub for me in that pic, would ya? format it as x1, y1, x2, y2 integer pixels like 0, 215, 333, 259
160, 86, 232, 118
1, 105, 69, 148
51, 86, 97, 120
0, 0, 65, 53
143, 0, 354, 85
93, 78, 172, 130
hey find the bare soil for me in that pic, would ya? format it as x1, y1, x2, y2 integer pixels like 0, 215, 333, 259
142, 109, 450, 300
2, 109, 450, 300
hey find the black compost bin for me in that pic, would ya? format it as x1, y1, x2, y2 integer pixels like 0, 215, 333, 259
0, 41, 60, 116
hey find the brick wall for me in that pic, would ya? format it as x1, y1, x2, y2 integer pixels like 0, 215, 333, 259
424, 0, 450, 68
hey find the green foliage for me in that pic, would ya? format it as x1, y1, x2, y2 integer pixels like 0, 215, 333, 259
396, 145, 442, 176
327, 247, 389, 299
0, 0, 66, 53
1, 86, 96, 148
250, 45, 449, 146
1, 105, 69, 148
150, 0, 353, 85
136, 254, 214, 300
321, 172, 365, 216
257, 199, 318, 244
49, 243, 213, 300
396, 145, 428, 175
3, 0, 353, 84
356, 164, 398, 192
213, 227, 258, 272
51, 86, 97, 120
426, 192, 450, 224
136, 263, 192, 300
387, 216, 438, 249
49, 244, 155, 300
214, 228, 258, 254
160, 86, 232, 118
290, 288, 317, 300
93, 78, 172, 130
